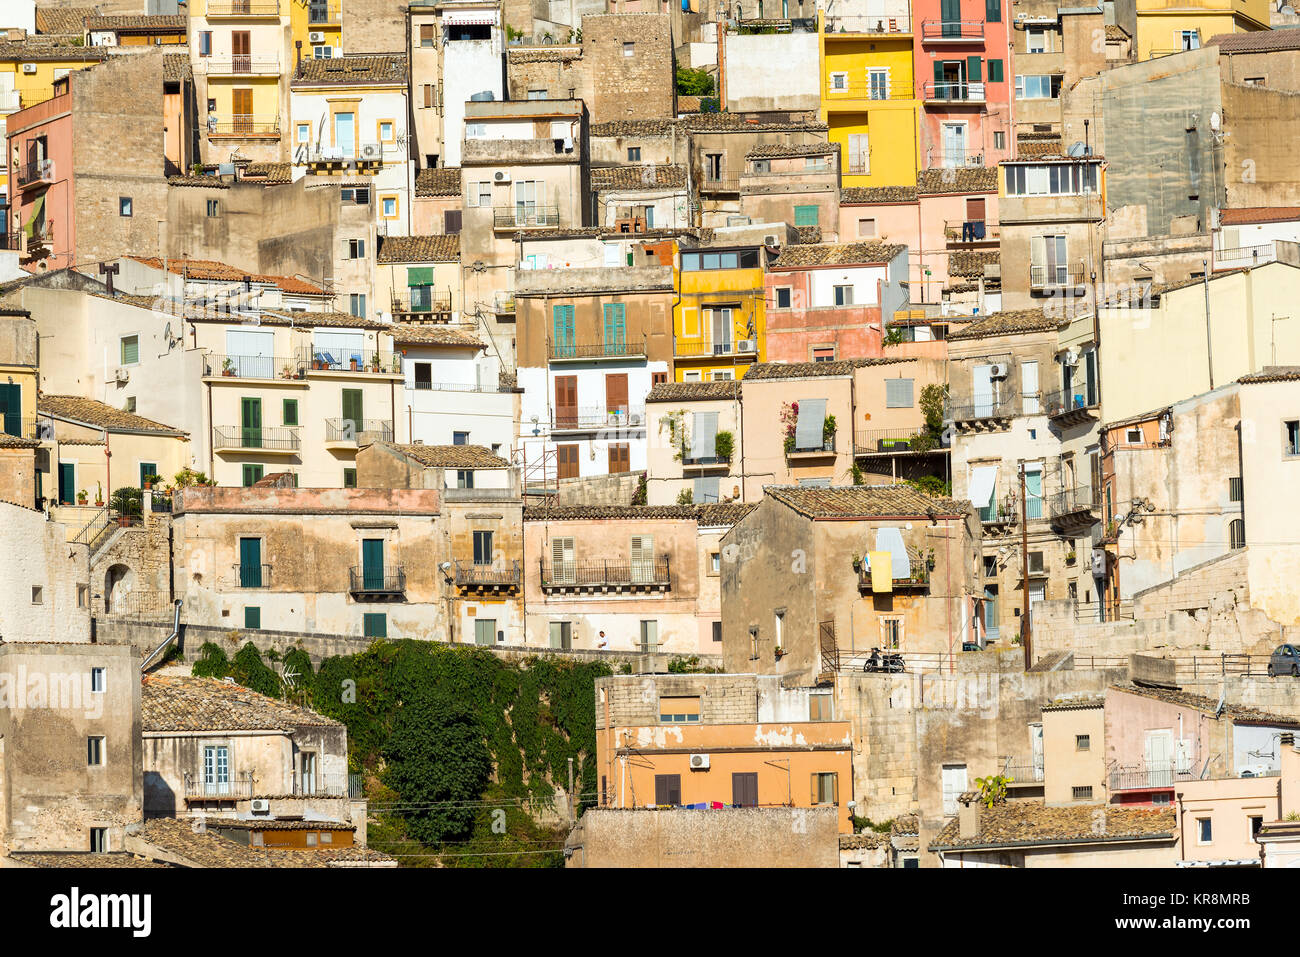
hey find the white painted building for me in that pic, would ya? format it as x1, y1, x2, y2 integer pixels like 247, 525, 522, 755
439, 1, 505, 168
1213, 207, 1300, 272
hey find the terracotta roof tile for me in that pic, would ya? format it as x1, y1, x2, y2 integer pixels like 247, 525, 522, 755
142, 675, 342, 733
746, 141, 838, 159
380, 443, 509, 469
1110, 684, 1300, 726
135, 818, 396, 867
591, 164, 687, 191
415, 167, 461, 197
743, 357, 914, 379
1016, 134, 1064, 159
1210, 30, 1300, 54
39, 394, 186, 435
930, 802, 1176, 851
376, 234, 459, 263
0, 38, 107, 60
1218, 206, 1300, 226
388, 324, 482, 348
525, 503, 749, 521
86, 15, 186, 31
948, 249, 1000, 278
646, 380, 739, 402
695, 501, 756, 526
1240, 366, 1300, 384
792, 225, 822, 245
946, 307, 1058, 341
8, 852, 172, 868
1105, 24, 1129, 41
917, 166, 998, 194
168, 174, 228, 189
841, 184, 918, 204
766, 483, 968, 519
34, 6, 97, 36
163, 52, 192, 82
590, 119, 677, 137
772, 241, 905, 268
242, 162, 292, 184
293, 54, 407, 85
680, 113, 827, 133
125, 257, 328, 296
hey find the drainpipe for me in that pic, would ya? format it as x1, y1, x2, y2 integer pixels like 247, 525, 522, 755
1203, 260, 1214, 389
141, 599, 183, 672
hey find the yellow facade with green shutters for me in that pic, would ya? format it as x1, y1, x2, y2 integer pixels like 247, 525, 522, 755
820, 22, 921, 189
290, 0, 342, 56
672, 244, 767, 383
1134, 0, 1270, 60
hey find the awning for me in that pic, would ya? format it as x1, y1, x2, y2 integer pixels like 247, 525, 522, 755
22, 193, 44, 238
968, 466, 997, 509
794, 398, 826, 450
443, 12, 497, 25
874, 527, 911, 578
691, 411, 718, 461
407, 266, 434, 286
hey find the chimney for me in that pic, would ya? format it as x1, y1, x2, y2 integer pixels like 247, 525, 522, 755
958, 794, 980, 839
295, 39, 302, 76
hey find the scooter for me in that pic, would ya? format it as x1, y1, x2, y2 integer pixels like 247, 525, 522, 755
864, 647, 905, 673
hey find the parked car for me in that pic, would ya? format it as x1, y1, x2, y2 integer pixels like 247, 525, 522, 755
1267, 644, 1300, 677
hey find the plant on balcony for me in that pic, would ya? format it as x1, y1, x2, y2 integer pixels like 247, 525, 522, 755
906, 474, 951, 498
143, 474, 159, 490
714, 430, 734, 462
909, 383, 950, 452
780, 401, 798, 453
823, 413, 836, 444
850, 463, 865, 486
1065, 549, 1077, 565
95, 482, 103, 507
926, 549, 936, 571
659, 409, 690, 462
883, 325, 906, 346
110, 486, 142, 520
76, 489, 88, 505
371, 354, 382, 372
851, 554, 863, 573
222, 358, 235, 376
280, 364, 296, 379
974, 773, 1013, 808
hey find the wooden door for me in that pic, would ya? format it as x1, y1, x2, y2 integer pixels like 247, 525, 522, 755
556, 444, 578, 479
732, 772, 758, 807
554, 375, 577, 428
608, 443, 630, 474
232, 30, 251, 72
231, 87, 253, 131
605, 373, 628, 416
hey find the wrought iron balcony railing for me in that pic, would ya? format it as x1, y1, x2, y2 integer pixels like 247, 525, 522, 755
539, 557, 671, 591
213, 426, 301, 451
547, 337, 647, 361
205, 1, 281, 16
923, 80, 986, 102
324, 418, 394, 444
302, 348, 403, 374
205, 354, 306, 379
551, 406, 646, 430
16, 157, 54, 187
1044, 387, 1099, 420
1108, 763, 1197, 791
1049, 485, 1098, 521
236, 562, 272, 588
493, 205, 561, 229
921, 19, 985, 41
454, 559, 521, 590
201, 56, 281, 75
824, 15, 911, 34
349, 566, 406, 594
207, 114, 281, 137
1030, 263, 1087, 290
184, 772, 256, 799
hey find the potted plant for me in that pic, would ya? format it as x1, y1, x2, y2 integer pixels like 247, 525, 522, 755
774, 645, 786, 659
280, 364, 295, 379
77, 489, 88, 505
822, 413, 837, 449
222, 358, 236, 377
926, 548, 936, 571
714, 430, 734, 463
371, 354, 382, 373
851, 554, 863, 574
1065, 549, 1077, 565
94, 482, 104, 507
349, 356, 360, 371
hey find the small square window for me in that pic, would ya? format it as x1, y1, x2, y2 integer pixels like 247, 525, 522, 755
120, 335, 139, 365
119, 197, 132, 217
623, 42, 634, 56
297, 122, 310, 143
775, 287, 792, 309
90, 827, 108, 853
1251, 815, 1264, 839
87, 736, 105, 766
1197, 817, 1213, 844
77, 584, 88, 608
833, 284, 853, 306
343, 468, 357, 488
858, 217, 876, 238
207, 199, 219, 217
710, 552, 721, 574
364, 612, 387, 638
348, 239, 366, 259
379, 121, 394, 140
1072, 785, 1093, 800
244, 606, 261, 629
712, 620, 722, 642
382, 197, 397, 218
1126, 426, 1144, 444
91, 667, 106, 693
628, 146, 641, 161
1076, 734, 1090, 751
31, 585, 42, 604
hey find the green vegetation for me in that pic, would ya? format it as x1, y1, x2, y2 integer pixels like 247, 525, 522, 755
667, 655, 722, 674
714, 430, 734, 462
675, 65, 715, 96
974, 774, 1012, 807
676, 488, 694, 505
109, 486, 142, 516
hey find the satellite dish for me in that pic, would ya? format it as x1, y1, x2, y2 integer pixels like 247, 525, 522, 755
1067, 141, 1087, 158
1210, 112, 1221, 131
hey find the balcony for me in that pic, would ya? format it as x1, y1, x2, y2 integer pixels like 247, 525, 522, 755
786, 436, 836, 459
999, 757, 1046, 784
944, 219, 998, 244
493, 292, 516, 316
235, 562, 272, 588
204, 354, 306, 380
1049, 485, 1098, 530
16, 158, 54, 189
302, 144, 385, 172
674, 339, 758, 359
921, 19, 985, 42
978, 495, 1018, 527
201, 56, 281, 76
948, 395, 1017, 430
293, 772, 363, 798
324, 418, 394, 447
698, 177, 741, 194
349, 566, 406, 597
306, 1, 341, 25
454, 559, 521, 595
390, 293, 452, 321
922, 80, 986, 103
1030, 263, 1087, 292
1108, 763, 1197, 792
1215, 242, 1277, 270
213, 426, 301, 453
548, 337, 648, 362
184, 772, 256, 801
205, 1, 281, 16
858, 562, 930, 592
824, 79, 911, 101
207, 114, 281, 138
1044, 387, 1098, 426
681, 453, 731, 471
411, 380, 501, 394
302, 348, 403, 375
493, 206, 561, 230
539, 556, 672, 593
853, 428, 947, 456
551, 406, 646, 432
0, 232, 21, 251
824, 15, 911, 34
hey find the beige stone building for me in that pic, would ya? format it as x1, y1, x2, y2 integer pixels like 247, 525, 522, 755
645, 379, 742, 507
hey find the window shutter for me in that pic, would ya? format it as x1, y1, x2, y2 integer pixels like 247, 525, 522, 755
885, 378, 914, 408
794, 398, 827, 450
811, 774, 818, 805
933, 59, 945, 84
967, 56, 982, 83
1030, 235, 1046, 268
407, 266, 434, 286
444, 210, 462, 234
985, 0, 1001, 22
988, 58, 1003, 83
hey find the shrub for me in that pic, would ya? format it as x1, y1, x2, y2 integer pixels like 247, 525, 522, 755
714, 430, 734, 461
110, 486, 143, 516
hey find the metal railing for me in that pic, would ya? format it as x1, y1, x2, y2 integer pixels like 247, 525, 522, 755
390, 293, 453, 316
948, 396, 1017, 422
26, 221, 53, 245
349, 566, 406, 594
0, 232, 22, 251
184, 772, 256, 799
999, 757, 1046, 783
207, 114, 281, 136
493, 205, 561, 229
551, 407, 645, 430
71, 506, 115, 553
673, 339, 757, 358
205, 1, 281, 15
854, 428, 945, 454
411, 380, 500, 393
237, 562, 272, 589
95, 588, 171, 620
858, 563, 931, 590
1073, 600, 1135, 622
1049, 485, 1098, 520
213, 426, 301, 451
944, 219, 997, 242
1044, 387, 1098, 418
923, 80, 986, 101
293, 773, 361, 798
824, 14, 911, 34
699, 177, 741, 193
921, 19, 985, 40
1030, 264, 1087, 289
547, 337, 647, 360
454, 559, 522, 589
824, 80, 909, 100
16, 158, 54, 187
302, 349, 403, 374
302, 144, 385, 164
539, 557, 672, 589
1215, 243, 1276, 268
204, 354, 306, 379
307, 0, 341, 24
202, 56, 281, 75
324, 418, 394, 444
1, 416, 40, 440
788, 436, 835, 454
1109, 763, 1197, 791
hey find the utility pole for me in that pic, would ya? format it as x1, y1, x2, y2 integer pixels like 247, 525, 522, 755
1020, 460, 1032, 670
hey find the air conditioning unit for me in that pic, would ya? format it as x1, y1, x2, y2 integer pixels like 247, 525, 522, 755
1064, 348, 1080, 367
309, 31, 326, 43
989, 362, 1008, 378
250, 798, 271, 813
494, 170, 511, 183
112, 367, 130, 384
736, 338, 757, 353
360, 143, 382, 160
1090, 548, 1106, 575
21, 64, 37, 74
689, 753, 710, 771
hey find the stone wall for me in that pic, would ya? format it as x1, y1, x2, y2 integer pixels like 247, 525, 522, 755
583, 14, 673, 125
596, 672, 759, 729
341, 0, 406, 53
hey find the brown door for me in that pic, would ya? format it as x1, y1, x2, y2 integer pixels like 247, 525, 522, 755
554, 375, 577, 428
605, 373, 628, 416
232, 31, 251, 73
966, 197, 986, 221
608, 443, 630, 474
732, 772, 758, 807
231, 88, 253, 131
556, 444, 579, 479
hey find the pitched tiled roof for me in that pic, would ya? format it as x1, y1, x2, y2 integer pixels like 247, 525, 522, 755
376, 234, 459, 263
1105, 24, 1129, 41
0, 433, 40, 449
772, 241, 905, 268
38, 394, 186, 435
125, 257, 328, 296
590, 164, 687, 191
792, 225, 822, 245
213, 819, 356, 832
86, 15, 187, 31
946, 307, 1058, 341
415, 167, 461, 197
917, 166, 998, 194
380, 443, 509, 469
590, 119, 677, 137
646, 380, 740, 402
527, 503, 753, 522
242, 162, 292, 184
142, 676, 341, 733
388, 324, 482, 348
743, 357, 913, 379
765, 484, 968, 519
35, 6, 97, 36
680, 113, 827, 133
1210, 30, 1300, 54
135, 818, 395, 867
0, 38, 107, 60
8, 851, 171, 868
168, 174, 228, 189
261, 309, 392, 330
1042, 693, 1106, 711
1111, 684, 1300, 726
746, 141, 838, 159
930, 803, 1176, 851
163, 52, 192, 82
1240, 366, 1300, 384
1016, 134, 1064, 159
1219, 206, 1300, 226
948, 249, 1000, 278
293, 54, 407, 85
695, 501, 756, 526
841, 184, 918, 204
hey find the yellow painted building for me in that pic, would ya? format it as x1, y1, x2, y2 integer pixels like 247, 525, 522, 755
289, 0, 342, 58
819, 15, 921, 189
1136, 0, 1270, 60
672, 243, 767, 383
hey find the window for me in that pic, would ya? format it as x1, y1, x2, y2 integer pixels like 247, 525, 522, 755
381, 196, 397, 218
364, 612, 387, 638
811, 772, 838, 805
885, 378, 914, 408
812, 347, 835, 362
1286, 420, 1300, 456
988, 59, 1003, 83
207, 199, 220, 217
419, 23, 435, 46
527, 88, 548, 99
1197, 817, 1213, 844
732, 772, 759, 807
199, 31, 212, 56
340, 467, 357, 488
139, 462, 158, 487
882, 618, 902, 649
1028, 550, 1045, 574
639, 619, 659, 653
775, 287, 792, 309
119, 196, 132, 217
1229, 518, 1245, 550
1250, 815, 1264, 839
833, 284, 853, 306
627, 146, 641, 161
1076, 734, 1090, 751
473, 529, 493, 565
623, 41, 634, 56
120, 335, 139, 365
347, 238, 366, 259
1126, 426, 1144, 444
379, 121, 394, 141
993, 130, 1006, 150
349, 294, 366, 318
87, 736, 104, 766
30, 585, 42, 604
830, 71, 848, 91
1180, 29, 1200, 51
1014, 74, 1061, 100
242, 464, 263, 486
313, 44, 333, 58
848, 133, 868, 175
456, 469, 474, 489
453, 430, 469, 445
465, 122, 486, 138
868, 67, 889, 100
282, 398, 298, 426
678, 248, 761, 271
1072, 785, 1093, 800
1152, 792, 1172, 806
710, 551, 721, 574
774, 610, 784, 649
1027, 29, 1047, 53
90, 828, 108, 853
712, 620, 722, 643
1229, 476, 1242, 503
474, 618, 497, 645
809, 693, 834, 721
549, 620, 572, 649
1006, 162, 1098, 196
794, 204, 819, 227
659, 696, 701, 723
244, 606, 261, 629
78, 584, 88, 608
858, 217, 876, 238
942, 764, 968, 816
654, 774, 681, 806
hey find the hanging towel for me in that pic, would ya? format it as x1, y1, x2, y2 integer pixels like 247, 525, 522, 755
867, 550, 893, 593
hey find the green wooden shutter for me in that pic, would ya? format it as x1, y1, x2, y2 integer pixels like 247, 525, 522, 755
986, 0, 1001, 22
988, 58, 1003, 83
283, 398, 299, 426
139, 462, 158, 486
603, 303, 626, 352
406, 266, 434, 286
364, 612, 387, 638
121, 336, 139, 365
58, 462, 74, 504
239, 537, 262, 587
362, 538, 385, 589
240, 397, 262, 448
934, 59, 946, 84
244, 606, 261, 629
967, 56, 982, 83
0, 383, 20, 436
794, 205, 819, 226
552, 305, 575, 357
341, 389, 363, 430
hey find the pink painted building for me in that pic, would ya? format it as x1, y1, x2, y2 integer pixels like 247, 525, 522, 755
5, 80, 73, 270
912, 0, 1013, 172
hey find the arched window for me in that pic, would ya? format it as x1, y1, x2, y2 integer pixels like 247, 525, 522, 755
1229, 519, 1245, 550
